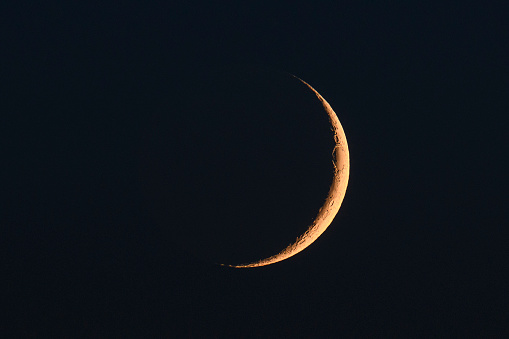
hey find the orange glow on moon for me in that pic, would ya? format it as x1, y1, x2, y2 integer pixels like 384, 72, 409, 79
222, 75, 350, 268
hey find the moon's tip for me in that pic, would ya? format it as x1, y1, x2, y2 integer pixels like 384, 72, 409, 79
215, 262, 260, 269
288, 73, 303, 82
215, 262, 239, 268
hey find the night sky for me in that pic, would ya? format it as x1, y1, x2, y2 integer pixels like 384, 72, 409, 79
2, 1, 508, 337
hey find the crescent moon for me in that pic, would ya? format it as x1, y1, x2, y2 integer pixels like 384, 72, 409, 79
222, 75, 350, 268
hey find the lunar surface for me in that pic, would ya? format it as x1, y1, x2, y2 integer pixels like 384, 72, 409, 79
222, 75, 350, 268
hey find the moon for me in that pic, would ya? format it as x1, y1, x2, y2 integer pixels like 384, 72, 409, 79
222, 75, 350, 268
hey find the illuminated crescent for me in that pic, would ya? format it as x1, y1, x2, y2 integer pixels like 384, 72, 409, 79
222, 75, 350, 268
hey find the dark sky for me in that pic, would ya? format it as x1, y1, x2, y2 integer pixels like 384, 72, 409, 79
2, 1, 508, 337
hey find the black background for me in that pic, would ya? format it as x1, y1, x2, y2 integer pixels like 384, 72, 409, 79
2, 1, 508, 337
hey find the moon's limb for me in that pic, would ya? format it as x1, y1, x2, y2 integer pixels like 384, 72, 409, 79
222, 75, 350, 268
